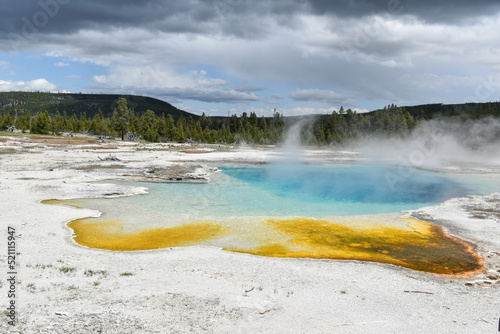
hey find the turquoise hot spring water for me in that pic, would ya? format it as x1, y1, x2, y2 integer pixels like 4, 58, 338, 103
57, 162, 499, 274
75, 163, 500, 225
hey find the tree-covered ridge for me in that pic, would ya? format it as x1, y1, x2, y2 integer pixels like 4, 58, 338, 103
300, 105, 416, 145
0, 98, 415, 144
402, 102, 500, 120
0, 97, 287, 144
1, 95, 499, 145
0, 91, 193, 120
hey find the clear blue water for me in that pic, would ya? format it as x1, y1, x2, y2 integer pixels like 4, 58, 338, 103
84, 163, 500, 224
217, 163, 498, 216
224, 165, 465, 205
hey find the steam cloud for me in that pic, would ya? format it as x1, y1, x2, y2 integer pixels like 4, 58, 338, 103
357, 117, 500, 171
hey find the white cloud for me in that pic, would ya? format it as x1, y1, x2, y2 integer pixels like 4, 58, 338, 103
0, 78, 58, 92
2, 3, 500, 114
93, 75, 107, 83
289, 89, 355, 105
89, 63, 258, 103
155, 87, 259, 103
54, 62, 70, 67
30, 14, 500, 109
286, 107, 334, 116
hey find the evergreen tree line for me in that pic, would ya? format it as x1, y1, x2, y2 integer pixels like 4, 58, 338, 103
301, 105, 417, 145
0, 98, 287, 145
0, 98, 418, 145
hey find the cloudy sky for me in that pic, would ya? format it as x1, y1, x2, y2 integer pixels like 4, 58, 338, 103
1, 0, 500, 116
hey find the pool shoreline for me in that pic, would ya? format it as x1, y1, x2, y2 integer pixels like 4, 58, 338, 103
42, 163, 495, 277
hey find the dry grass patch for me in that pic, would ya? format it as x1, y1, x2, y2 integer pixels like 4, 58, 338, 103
0, 148, 17, 154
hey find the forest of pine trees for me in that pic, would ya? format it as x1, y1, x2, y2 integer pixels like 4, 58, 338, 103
0, 97, 419, 145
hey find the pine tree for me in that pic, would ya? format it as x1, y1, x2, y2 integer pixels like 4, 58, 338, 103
15, 115, 29, 133
80, 112, 89, 132
2, 107, 15, 129
199, 112, 210, 130
229, 114, 240, 133
74, 114, 82, 132
129, 108, 139, 135
89, 110, 107, 136
241, 112, 250, 133
140, 109, 160, 142
31, 111, 51, 135
249, 112, 258, 127
259, 116, 267, 131
112, 98, 131, 140
163, 114, 175, 141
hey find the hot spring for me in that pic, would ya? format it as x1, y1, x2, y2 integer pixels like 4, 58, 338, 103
50, 162, 500, 275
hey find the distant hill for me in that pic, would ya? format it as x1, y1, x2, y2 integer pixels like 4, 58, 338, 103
0, 91, 196, 120
402, 102, 500, 119
1, 91, 499, 122
265, 102, 500, 121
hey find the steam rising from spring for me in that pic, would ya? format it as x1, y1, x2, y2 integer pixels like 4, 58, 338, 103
266, 119, 312, 186
281, 120, 307, 162
358, 117, 500, 172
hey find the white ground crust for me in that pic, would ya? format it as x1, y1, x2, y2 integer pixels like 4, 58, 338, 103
0, 137, 499, 334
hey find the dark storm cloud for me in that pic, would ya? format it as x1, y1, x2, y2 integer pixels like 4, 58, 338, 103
93, 84, 260, 104
234, 86, 263, 92
0, 0, 302, 38
2, 0, 499, 108
307, 0, 500, 23
289, 89, 355, 105
157, 87, 260, 103
2, 0, 499, 43
0, 0, 217, 36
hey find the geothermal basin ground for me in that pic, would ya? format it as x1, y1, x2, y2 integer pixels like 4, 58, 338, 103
0, 135, 499, 333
